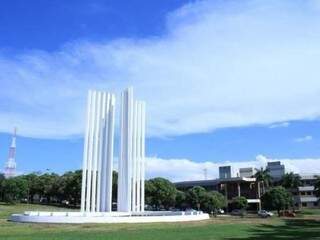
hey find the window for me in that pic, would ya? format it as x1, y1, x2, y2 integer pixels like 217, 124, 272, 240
302, 203, 307, 207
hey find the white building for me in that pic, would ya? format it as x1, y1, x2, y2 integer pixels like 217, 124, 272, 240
239, 167, 255, 178
293, 174, 319, 208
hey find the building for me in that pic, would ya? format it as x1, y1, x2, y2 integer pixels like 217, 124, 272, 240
266, 161, 285, 180
239, 167, 255, 178
219, 166, 233, 179
292, 175, 319, 208
175, 176, 261, 211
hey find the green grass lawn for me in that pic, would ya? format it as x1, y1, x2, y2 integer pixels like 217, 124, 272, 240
0, 204, 319, 240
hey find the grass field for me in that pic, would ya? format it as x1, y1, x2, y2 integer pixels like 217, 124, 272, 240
0, 204, 319, 240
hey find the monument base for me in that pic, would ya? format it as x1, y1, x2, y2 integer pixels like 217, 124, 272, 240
10, 211, 209, 224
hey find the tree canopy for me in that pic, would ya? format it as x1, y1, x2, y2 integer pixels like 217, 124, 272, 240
0, 170, 82, 206
231, 196, 248, 210
281, 172, 302, 189
145, 177, 177, 210
261, 186, 293, 216
1, 176, 28, 203
203, 191, 226, 213
186, 186, 207, 210
175, 190, 187, 209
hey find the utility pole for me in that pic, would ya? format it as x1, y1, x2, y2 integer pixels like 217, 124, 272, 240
203, 168, 208, 180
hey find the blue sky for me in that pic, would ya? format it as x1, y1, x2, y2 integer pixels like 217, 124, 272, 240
0, 0, 187, 51
1, 0, 320, 180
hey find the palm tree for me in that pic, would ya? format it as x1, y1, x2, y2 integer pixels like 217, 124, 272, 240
281, 172, 302, 189
255, 168, 272, 196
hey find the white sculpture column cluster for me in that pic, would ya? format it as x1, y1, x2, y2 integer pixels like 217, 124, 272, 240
10, 87, 211, 223
117, 88, 146, 212
81, 90, 116, 213
81, 87, 145, 213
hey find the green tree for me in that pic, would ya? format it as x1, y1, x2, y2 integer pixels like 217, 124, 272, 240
175, 190, 187, 209
145, 180, 155, 206
255, 168, 272, 195
281, 172, 302, 189
0, 173, 5, 201
0, 173, 4, 181
23, 173, 42, 203
204, 191, 226, 214
231, 196, 248, 210
186, 186, 207, 210
261, 186, 293, 216
145, 177, 177, 210
2, 176, 28, 203
59, 170, 82, 205
38, 173, 60, 203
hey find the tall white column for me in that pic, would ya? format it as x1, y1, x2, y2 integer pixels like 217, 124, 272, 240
117, 94, 124, 211
82, 87, 145, 214
140, 102, 146, 212
81, 90, 115, 213
131, 101, 138, 212
96, 92, 107, 212
105, 95, 115, 212
118, 88, 133, 212
91, 92, 102, 212
99, 94, 115, 212
81, 90, 92, 212
85, 91, 97, 212
136, 102, 142, 212
118, 88, 146, 213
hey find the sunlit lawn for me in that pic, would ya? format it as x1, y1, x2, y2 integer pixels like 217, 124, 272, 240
0, 203, 319, 240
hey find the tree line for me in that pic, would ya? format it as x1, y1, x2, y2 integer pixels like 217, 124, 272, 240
0, 171, 82, 205
0, 170, 319, 215
0, 171, 226, 213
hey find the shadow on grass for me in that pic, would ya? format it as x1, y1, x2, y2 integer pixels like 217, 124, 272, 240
227, 219, 320, 240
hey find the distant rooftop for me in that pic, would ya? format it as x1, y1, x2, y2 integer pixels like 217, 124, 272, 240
175, 176, 256, 187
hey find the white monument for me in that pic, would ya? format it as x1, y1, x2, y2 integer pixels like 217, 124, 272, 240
80, 88, 146, 214
117, 88, 145, 212
10, 87, 209, 223
80, 90, 116, 213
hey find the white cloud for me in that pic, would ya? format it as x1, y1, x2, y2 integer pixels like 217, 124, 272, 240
146, 155, 320, 182
294, 135, 313, 142
1, 0, 320, 138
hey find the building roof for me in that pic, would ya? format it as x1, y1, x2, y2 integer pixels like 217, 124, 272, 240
298, 186, 315, 191
219, 177, 256, 183
175, 177, 256, 187
300, 174, 319, 180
